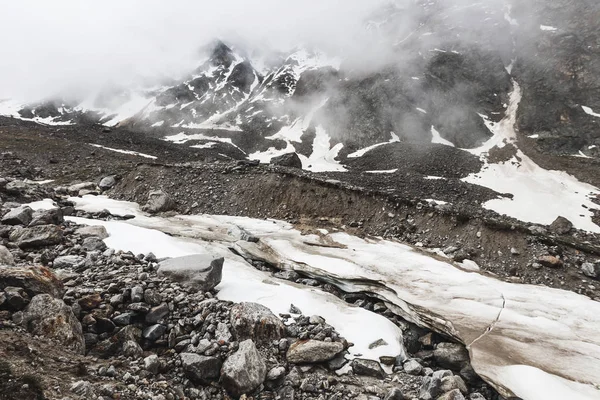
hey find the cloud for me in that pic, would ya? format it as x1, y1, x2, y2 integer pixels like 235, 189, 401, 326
0, 0, 386, 101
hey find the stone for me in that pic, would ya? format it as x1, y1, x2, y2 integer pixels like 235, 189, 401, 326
433, 343, 470, 370
0, 265, 63, 298
4, 287, 29, 310
68, 182, 96, 195
180, 353, 222, 383
78, 293, 102, 310
230, 302, 285, 343
419, 375, 442, 400
1, 206, 33, 226
143, 190, 175, 213
403, 359, 423, 375
351, 358, 385, 378
0, 245, 14, 265
582, 262, 600, 279
158, 254, 223, 291
550, 216, 573, 235
81, 237, 107, 252
384, 388, 405, 400
145, 303, 170, 324
99, 176, 117, 191
270, 152, 303, 169
22, 294, 85, 354
131, 285, 144, 302
113, 312, 133, 326
221, 339, 267, 397
440, 375, 468, 395
537, 255, 563, 268
53, 255, 85, 269
437, 389, 466, 400
143, 324, 167, 341
122, 340, 144, 358
144, 354, 161, 374
215, 321, 233, 343
76, 225, 109, 239
286, 340, 345, 364
70, 380, 95, 397
29, 208, 64, 227
267, 366, 286, 381
9, 225, 63, 248
469, 394, 486, 400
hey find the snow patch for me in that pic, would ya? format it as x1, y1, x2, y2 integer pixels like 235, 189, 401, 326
431, 126, 455, 147
348, 132, 400, 158
89, 144, 157, 159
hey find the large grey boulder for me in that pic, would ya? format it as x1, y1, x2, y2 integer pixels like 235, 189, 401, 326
0, 245, 14, 265
351, 358, 385, 378
22, 294, 85, 354
76, 225, 109, 239
221, 339, 266, 397
99, 176, 117, 191
53, 255, 85, 269
9, 225, 63, 248
81, 236, 107, 252
158, 254, 223, 291
142, 190, 175, 213
230, 302, 285, 343
582, 262, 600, 280
270, 152, 302, 169
180, 353, 222, 383
550, 216, 573, 235
286, 340, 345, 364
1, 205, 33, 226
29, 208, 64, 227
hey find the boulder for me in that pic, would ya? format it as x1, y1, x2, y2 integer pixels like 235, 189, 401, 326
0, 265, 63, 298
0, 245, 14, 265
76, 225, 109, 239
9, 225, 63, 248
1, 206, 33, 226
437, 389, 466, 400
419, 370, 453, 400
143, 324, 167, 341
537, 255, 563, 269
550, 216, 573, 235
98, 176, 117, 191
230, 302, 285, 343
440, 375, 468, 395
221, 339, 266, 397
351, 358, 385, 378
271, 152, 303, 169
22, 294, 85, 354
145, 303, 169, 324
286, 340, 345, 364
53, 255, 85, 269
180, 353, 222, 383
142, 190, 175, 213
68, 182, 96, 195
158, 254, 223, 291
144, 354, 161, 374
403, 359, 423, 375
433, 343, 470, 370
384, 388, 406, 400
29, 208, 64, 227
81, 237, 107, 252
582, 262, 600, 280
3, 287, 30, 310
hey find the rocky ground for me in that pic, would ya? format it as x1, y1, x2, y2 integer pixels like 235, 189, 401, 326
0, 176, 507, 400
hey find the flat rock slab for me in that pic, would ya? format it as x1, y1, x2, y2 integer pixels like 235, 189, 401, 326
0, 265, 64, 298
158, 254, 223, 291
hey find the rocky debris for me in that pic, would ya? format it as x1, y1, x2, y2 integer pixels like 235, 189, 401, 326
404, 358, 423, 375
0, 265, 63, 298
286, 340, 345, 364
271, 152, 303, 169
76, 225, 109, 239
1, 205, 33, 226
99, 175, 117, 191
537, 255, 563, 269
158, 254, 223, 291
220, 339, 266, 397
438, 389, 466, 400
550, 216, 573, 235
81, 236, 107, 251
180, 353, 222, 383
68, 182, 96, 196
142, 189, 175, 213
230, 302, 285, 343
9, 224, 63, 248
582, 262, 600, 280
22, 294, 85, 354
0, 245, 14, 265
352, 358, 386, 378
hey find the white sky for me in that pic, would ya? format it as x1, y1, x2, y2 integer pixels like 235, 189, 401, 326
0, 0, 386, 101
